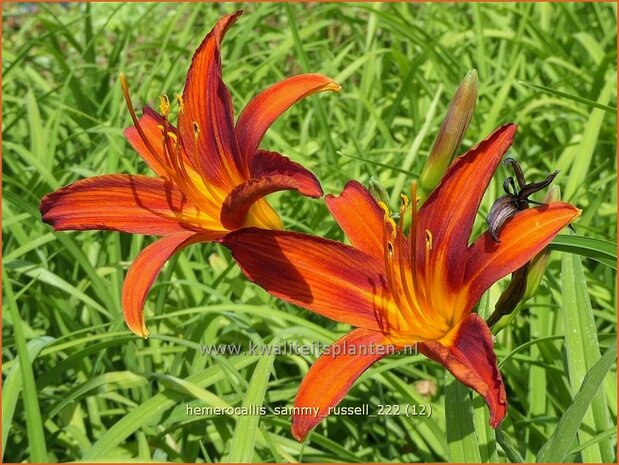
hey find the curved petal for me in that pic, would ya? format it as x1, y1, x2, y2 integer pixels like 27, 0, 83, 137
235, 74, 341, 162
463, 202, 580, 316
178, 11, 243, 189
418, 313, 507, 428
123, 107, 183, 177
40, 174, 218, 235
222, 228, 395, 331
325, 180, 384, 259
220, 150, 322, 230
292, 328, 394, 441
123, 231, 220, 337
416, 124, 517, 292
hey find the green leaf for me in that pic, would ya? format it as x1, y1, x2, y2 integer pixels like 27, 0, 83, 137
517, 81, 616, 113
226, 339, 277, 462
536, 341, 617, 463
3, 269, 49, 462
559, 251, 614, 462
445, 373, 482, 462
563, 75, 615, 200
2, 336, 55, 458
83, 355, 258, 459
550, 234, 616, 270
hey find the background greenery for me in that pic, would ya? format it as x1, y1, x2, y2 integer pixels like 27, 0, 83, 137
2, 2, 617, 463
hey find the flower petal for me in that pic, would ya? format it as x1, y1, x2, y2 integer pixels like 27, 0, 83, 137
325, 180, 384, 259
292, 328, 393, 441
40, 174, 217, 235
418, 313, 507, 428
463, 202, 580, 316
235, 74, 340, 162
220, 150, 322, 230
178, 11, 243, 189
222, 228, 395, 331
123, 231, 220, 337
416, 124, 517, 291
123, 107, 180, 177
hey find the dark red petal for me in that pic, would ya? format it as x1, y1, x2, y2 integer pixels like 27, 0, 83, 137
39, 174, 208, 235
463, 202, 580, 315
292, 328, 393, 441
415, 124, 517, 290
222, 228, 393, 331
236, 74, 340, 162
325, 180, 385, 259
220, 150, 322, 230
178, 12, 244, 189
123, 231, 219, 337
418, 313, 507, 428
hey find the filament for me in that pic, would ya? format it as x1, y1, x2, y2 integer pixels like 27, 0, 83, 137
119, 73, 160, 163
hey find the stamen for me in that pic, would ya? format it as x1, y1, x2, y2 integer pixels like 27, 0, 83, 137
396, 191, 438, 333
382, 220, 410, 333
378, 201, 390, 217
378, 202, 397, 239
400, 193, 409, 211
176, 94, 184, 116
119, 73, 160, 161
192, 121, 201, 166
387, 241, 395, 258
423, 228, 436, 314
425, 230, 433, 250
409, 181, 418, 268
159, 94, 171, 118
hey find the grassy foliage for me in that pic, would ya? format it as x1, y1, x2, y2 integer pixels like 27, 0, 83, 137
2, 2, 616, 462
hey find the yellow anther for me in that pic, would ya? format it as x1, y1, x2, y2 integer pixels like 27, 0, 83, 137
167, 132, 177, 143
386, 217, 397, 240
378, 201, 390, 218
159, 94, 171, 117
193, 121, 200, 136
400, 193, 409, 208
399, 193, 409, 217
424, 229, 433, 250
176, 94, 184, 116
157, 124, 164, 132
387, 241, 395, 258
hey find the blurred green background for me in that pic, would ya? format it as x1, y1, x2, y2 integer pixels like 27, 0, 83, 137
2, 2, 617, 463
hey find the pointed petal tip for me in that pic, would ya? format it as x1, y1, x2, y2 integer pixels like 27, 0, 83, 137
291, 420, 308, 442
323, 79, 342, 93
127, 320, 150, 339
420, 314, 507, 428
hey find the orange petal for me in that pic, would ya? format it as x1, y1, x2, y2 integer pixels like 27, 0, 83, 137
235, 74, 340, 162
178, 12, 243, 189
463, 202, 580, 315
123, 231, 219, 337
325, 180, 384, 259
292, 328, 393, 441
220, 150, 322, 230
123, 107, 182, 176
40, 174, 213, 235
416, 124, 517, 290
222, 228, 393, 331
418, 313, 507, 428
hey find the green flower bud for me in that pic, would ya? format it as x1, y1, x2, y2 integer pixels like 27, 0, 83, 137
368, 177, 391, 205
419, 69, 478, 195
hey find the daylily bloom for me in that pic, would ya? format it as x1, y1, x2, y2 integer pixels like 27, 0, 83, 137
223, 124, 580, 441
39, 11, 340, 337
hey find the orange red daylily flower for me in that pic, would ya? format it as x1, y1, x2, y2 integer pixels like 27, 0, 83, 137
223, 124, 580, 441
40, 11, 339, 337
